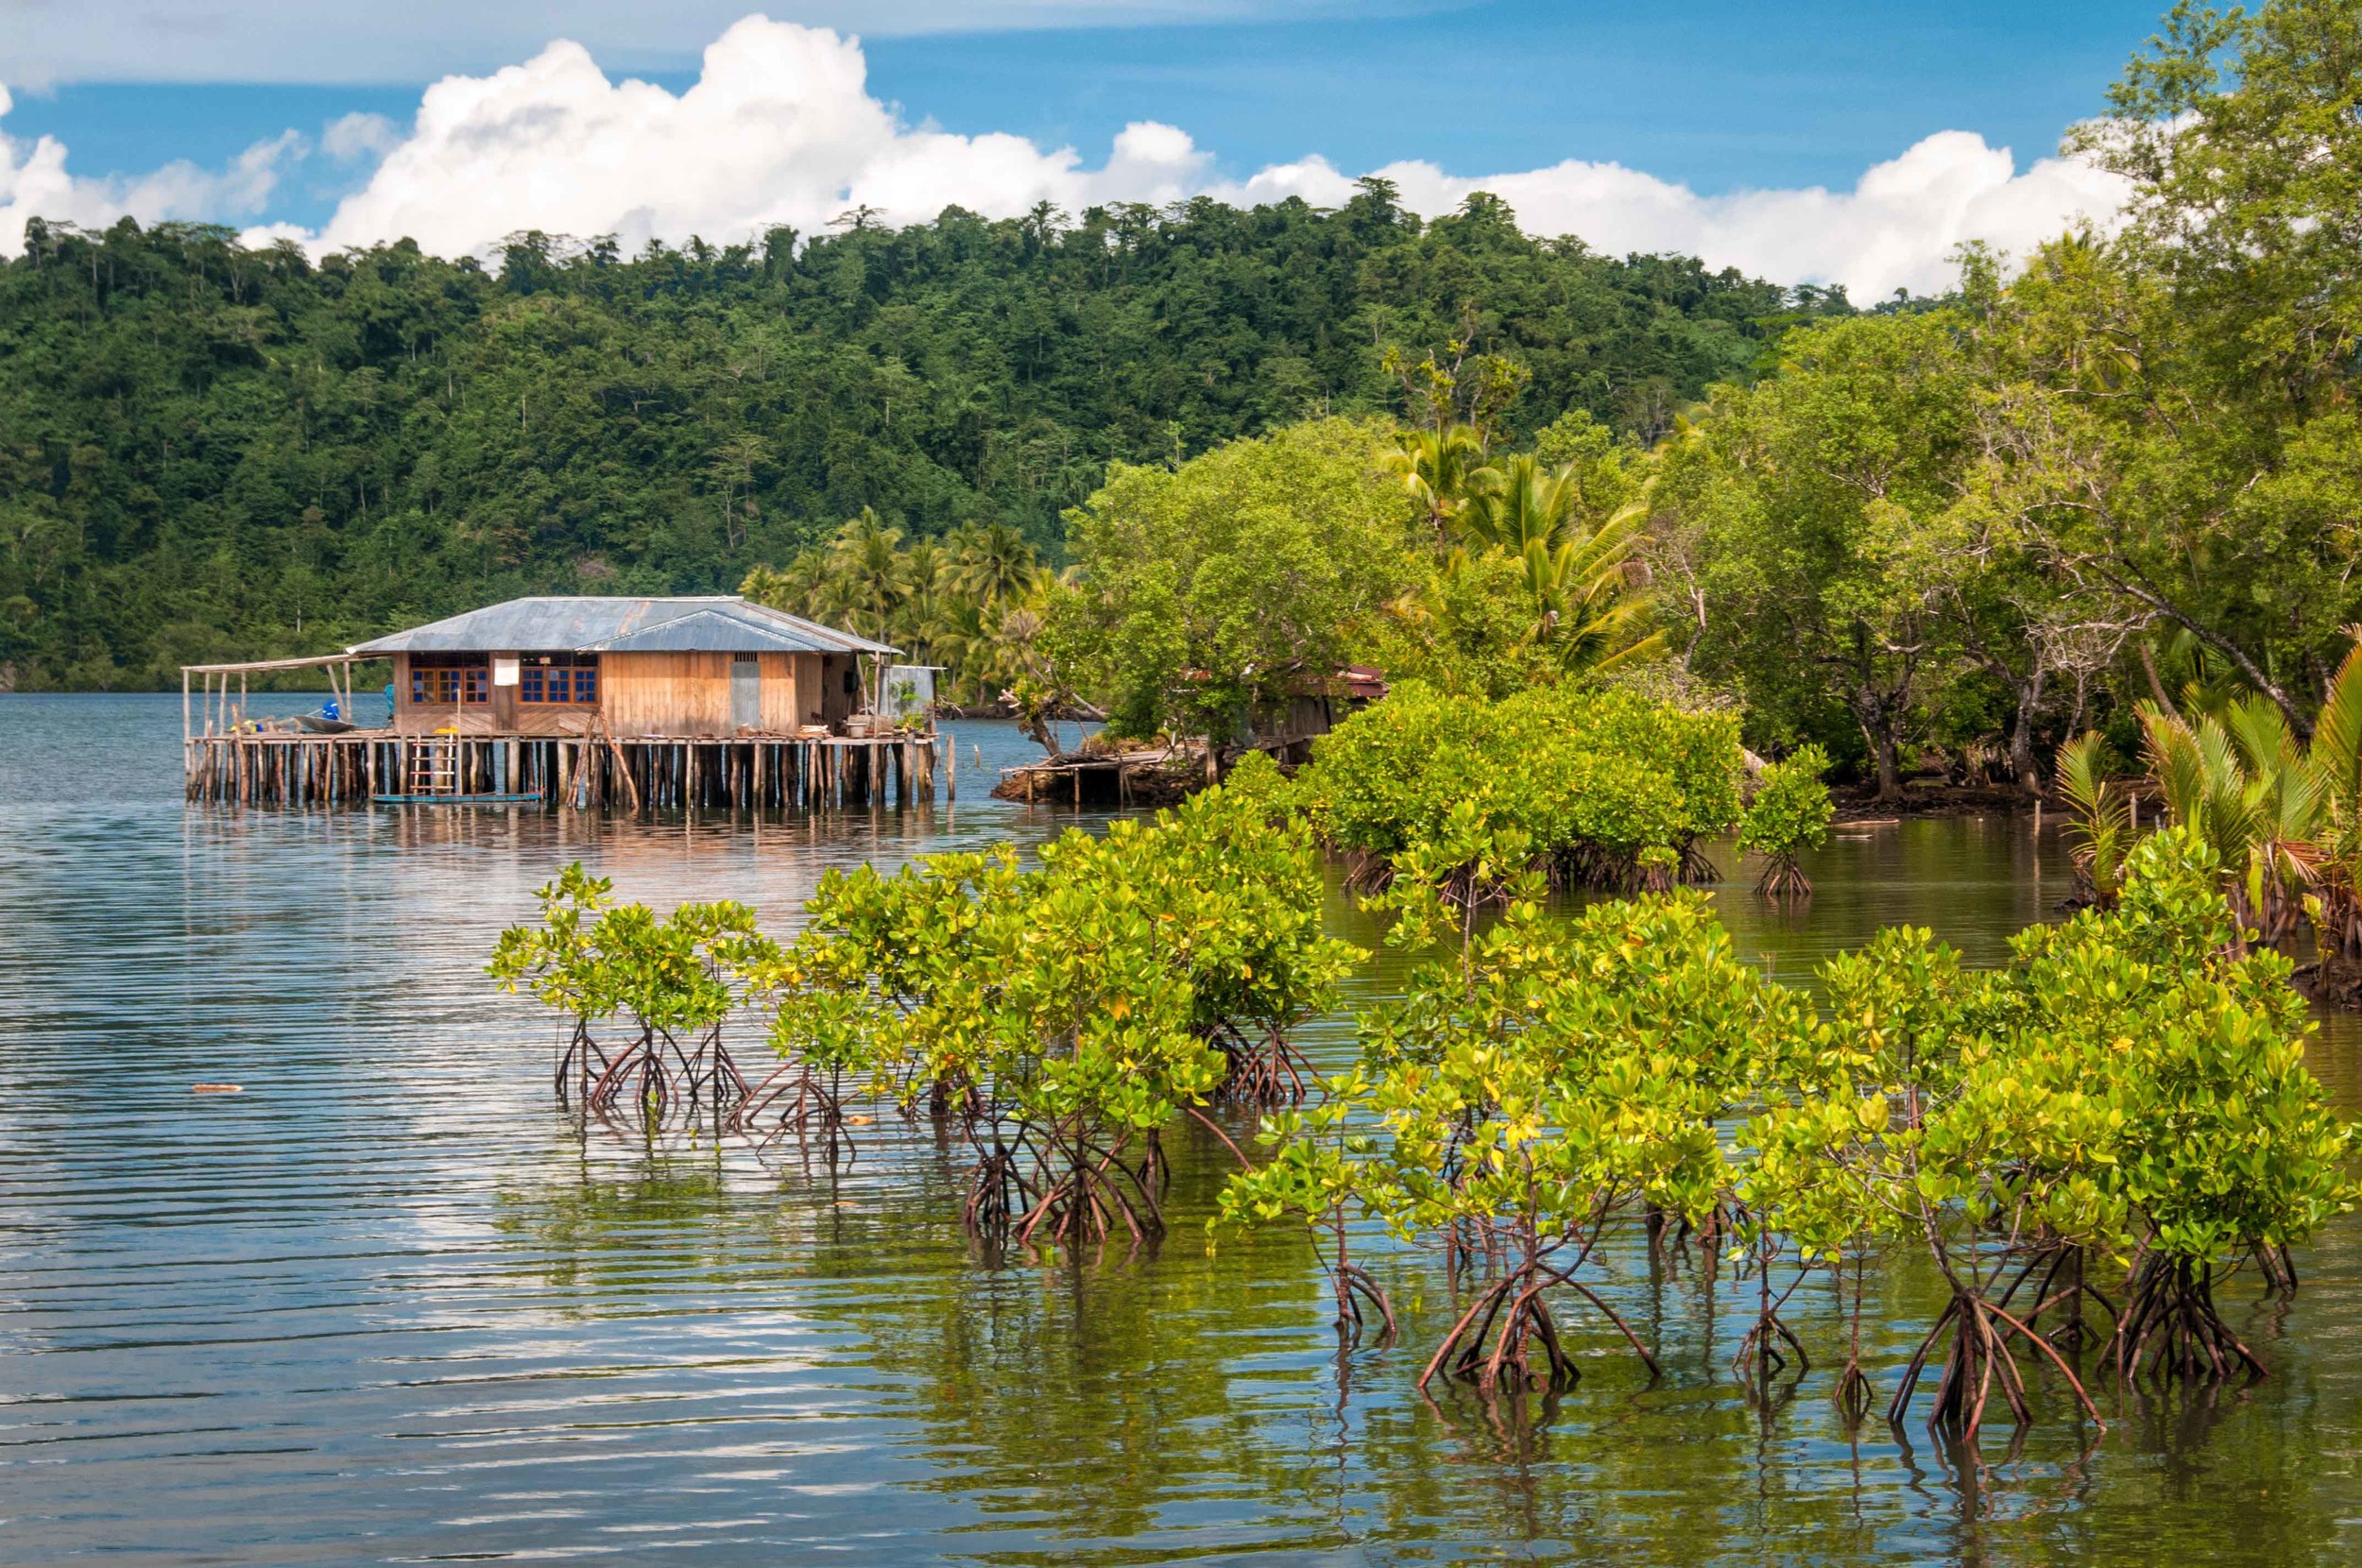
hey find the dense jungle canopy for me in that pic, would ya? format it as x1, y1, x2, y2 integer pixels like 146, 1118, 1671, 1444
0, 185, 1843, 688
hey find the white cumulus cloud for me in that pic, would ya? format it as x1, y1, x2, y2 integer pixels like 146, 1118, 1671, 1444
2, 16, 2133, 299
320, 111, 402, 162
300, 19, 1218, 261
1204, 130, 2131, 298
0, 86, 302, 249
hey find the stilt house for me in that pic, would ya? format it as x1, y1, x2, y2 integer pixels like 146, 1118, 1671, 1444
181, 595, 942, 809
351, 595, 898, 737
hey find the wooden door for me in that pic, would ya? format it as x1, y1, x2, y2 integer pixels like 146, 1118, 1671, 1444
730, 657, 761, 731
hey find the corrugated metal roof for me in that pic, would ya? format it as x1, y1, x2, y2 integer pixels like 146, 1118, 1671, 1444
348, 597, 898, 657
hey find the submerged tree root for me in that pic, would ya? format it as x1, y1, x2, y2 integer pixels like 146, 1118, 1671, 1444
1891, 1288, 2105, 1440
1828, 1252, 1875, 1423
1332, 1253, 1398, 1343
1419, 1261, 1660, 1397
1754, 855, 1813, 899
1211, 1024, 1316, 1105
2252, 1243, 2301, 1299
1733, 1274, 1812, 1393
1336, 840, 1720, 902
2001, 1242, 2115, 1356
960, 1118, 1166, 1251
730, 1060, 859, 1165
562, 1023, 750, 1128
2104, 1255, 2268, 1386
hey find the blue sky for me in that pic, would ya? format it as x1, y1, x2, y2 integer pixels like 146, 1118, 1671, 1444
6, 1, 2166, 233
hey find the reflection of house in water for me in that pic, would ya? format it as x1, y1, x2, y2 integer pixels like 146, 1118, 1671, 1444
182, 596, 946, 810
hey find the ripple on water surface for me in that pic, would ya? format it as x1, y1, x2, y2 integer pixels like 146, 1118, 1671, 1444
4, 694, 2361, 1565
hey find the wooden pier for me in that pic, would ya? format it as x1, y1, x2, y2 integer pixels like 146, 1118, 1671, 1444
184, 729, 948, 811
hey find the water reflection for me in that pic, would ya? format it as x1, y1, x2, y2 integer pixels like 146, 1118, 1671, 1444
3, 694, 2360, 1564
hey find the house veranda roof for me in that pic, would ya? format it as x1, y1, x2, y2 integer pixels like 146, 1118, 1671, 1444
348, 597, 898, 658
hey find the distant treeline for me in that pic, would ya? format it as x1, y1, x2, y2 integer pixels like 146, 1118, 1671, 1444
0, 186, 1847, 688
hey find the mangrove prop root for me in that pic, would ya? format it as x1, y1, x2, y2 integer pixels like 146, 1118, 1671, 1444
2008, 1245, 2116, 1355
1210, 1025, 1315, 1105
960, 1116, 1165, 1251
730, 1061, 860, 1166
558, 1020, 751, 1132
1832, 1253, 1874, 1422
1735, 1314, 1812, 1386
1833, 1356, 1876, 1423
1891, 1288, 2105, 1438
2104, 1255, 2268, 1387
1334, 1259, 1398, 1342
1733, 1251, 1812, 1389
1644, 1200, 1730, 1270
1755, 854, 1813, 899
1417, 1261, 1659, 1397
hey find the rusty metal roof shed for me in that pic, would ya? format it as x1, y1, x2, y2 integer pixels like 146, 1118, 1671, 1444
348, 596, 898, 657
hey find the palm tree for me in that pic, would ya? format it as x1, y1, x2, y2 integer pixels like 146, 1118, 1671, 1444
824, 508, 906, 640
1381, 423, 1494, 545
896, 539, 951, 661
2055, 732, 2131, 909
742, 513, 1050, 705
740, 550, 836, 622
926, 598, 1000, 705
2141, 694, 2326, 949
1516, 498, 1662, 676
1459, 452, 1583, 554
950, 522, 1039, 605
2296, 638, 2362, 963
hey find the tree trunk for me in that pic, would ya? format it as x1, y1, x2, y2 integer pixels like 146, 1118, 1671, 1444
1848, 687, 1909, 806
1875, 733, 1902, 803
2008, 679, 2044, 796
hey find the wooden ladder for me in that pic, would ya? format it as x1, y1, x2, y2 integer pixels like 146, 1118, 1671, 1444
408, 738, 458, 796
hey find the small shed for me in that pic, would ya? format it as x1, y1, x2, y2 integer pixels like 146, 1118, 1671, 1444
350, 595, 899, 739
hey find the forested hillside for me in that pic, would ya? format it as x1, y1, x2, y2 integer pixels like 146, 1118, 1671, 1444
0, 184, 1840, 688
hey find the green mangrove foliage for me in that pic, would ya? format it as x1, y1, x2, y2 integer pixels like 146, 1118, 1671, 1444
1752, 830, 2351, 1436
1222, 828, 2353, 1436
488, 864, 779, 1122
1288, 680, 1744, 896
1225, 879, 1812, 1392
1052, 418, 1424, 742
756, 753, 1361, 1245
1734, 742, 1834, 897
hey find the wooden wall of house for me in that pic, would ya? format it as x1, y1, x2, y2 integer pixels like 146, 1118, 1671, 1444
391, 652, 596, 736
781, 655, 812, 728
602, 651, 817, 737
765, 653, 811, 731
608, 653, 721, 736
389, 649, 835, 737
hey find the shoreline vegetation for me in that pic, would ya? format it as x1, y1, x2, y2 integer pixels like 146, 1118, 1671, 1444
308, 0, 2358, 1484
492, 754, 2356, 1446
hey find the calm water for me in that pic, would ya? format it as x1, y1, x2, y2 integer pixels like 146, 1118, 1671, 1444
4, 693, 2360, 1565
